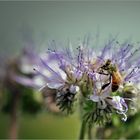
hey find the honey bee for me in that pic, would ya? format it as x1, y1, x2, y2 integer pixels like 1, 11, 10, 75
98, 59, 122, 92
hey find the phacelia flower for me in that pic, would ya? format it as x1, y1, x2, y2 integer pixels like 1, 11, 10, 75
34, 42, 83, 114
83, 38, 140, 124
14, 37, 140, 124
12, 47, 45, 89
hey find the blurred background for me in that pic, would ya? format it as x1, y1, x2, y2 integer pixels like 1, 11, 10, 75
1, 1, 140, 139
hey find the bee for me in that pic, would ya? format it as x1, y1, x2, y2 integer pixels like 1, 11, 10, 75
98, 59, 122, 92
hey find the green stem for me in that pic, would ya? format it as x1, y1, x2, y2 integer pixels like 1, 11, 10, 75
88, 125, 92, 140
79, 120, 86, 140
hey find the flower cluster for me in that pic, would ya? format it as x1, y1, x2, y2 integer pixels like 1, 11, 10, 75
14, 38, 140, 124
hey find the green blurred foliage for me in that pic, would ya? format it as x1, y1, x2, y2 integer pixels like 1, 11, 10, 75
95, 112, 140, 139
20, 88, 42, 114
1, 110, 140, 139
1, 86, 42, 115
0, 113, 80, 139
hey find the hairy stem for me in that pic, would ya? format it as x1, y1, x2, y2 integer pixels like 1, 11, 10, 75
79, 120, 86, 140
88, 125, 92, 139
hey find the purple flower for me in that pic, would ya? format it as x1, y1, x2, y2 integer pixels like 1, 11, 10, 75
11, 47, 45, 89
40, 39, 139, 119
13, 38, 140, 123
84, 38, 140, 123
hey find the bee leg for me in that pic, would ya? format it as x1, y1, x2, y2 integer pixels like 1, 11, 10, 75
97, 68, 109, 76
101, 82, 110, 90
98, 71, 109, 76
101, 75, 111, 90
